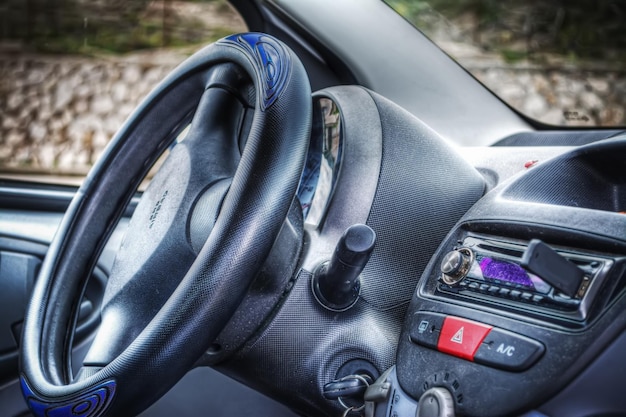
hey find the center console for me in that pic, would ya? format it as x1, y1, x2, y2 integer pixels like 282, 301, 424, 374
374, 139, 626, 416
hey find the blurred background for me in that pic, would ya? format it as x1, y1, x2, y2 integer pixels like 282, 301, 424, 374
0, 0, 625, 180
388, 0, 626, 127
0, 0, 246, 181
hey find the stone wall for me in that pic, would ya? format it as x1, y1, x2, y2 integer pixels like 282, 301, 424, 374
1, 53, 625, 175
0, 54, 179, 174
469, 64, 626, 127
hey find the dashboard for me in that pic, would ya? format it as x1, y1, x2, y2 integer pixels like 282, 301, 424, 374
198, 81, 624, 416
368, 126, 626, 416
287, 90, 626, 416
2, 84, 626, 417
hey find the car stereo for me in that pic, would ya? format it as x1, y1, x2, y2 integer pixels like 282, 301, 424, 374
434, 235, 615, 321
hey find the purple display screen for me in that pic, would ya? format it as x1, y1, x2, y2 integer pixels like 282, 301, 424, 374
473, 256, 551, 294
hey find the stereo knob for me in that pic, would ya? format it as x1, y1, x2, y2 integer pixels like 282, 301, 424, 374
440, 248, 474, 285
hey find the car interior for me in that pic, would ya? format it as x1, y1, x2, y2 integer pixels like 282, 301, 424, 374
1, 0, 626, 416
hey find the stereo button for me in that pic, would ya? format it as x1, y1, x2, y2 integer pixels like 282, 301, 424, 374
410, 312, 446, 349
521, 292, 533, 301
474, 328, 545, 371
438, 317, 492, 361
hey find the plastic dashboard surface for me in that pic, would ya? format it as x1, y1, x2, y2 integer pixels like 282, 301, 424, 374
395, 137, 626, 417
2, 106, 625, 417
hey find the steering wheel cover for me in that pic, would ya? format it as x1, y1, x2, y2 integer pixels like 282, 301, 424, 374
20, 33, 311, 417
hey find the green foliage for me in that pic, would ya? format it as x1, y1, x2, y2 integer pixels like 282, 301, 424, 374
0, 0, 241, 55
385, 0, 435, 29
387, 0, 626, 62
500, 49, 528, 63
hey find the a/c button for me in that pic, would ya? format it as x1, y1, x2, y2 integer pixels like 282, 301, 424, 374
474, 328, 545, 371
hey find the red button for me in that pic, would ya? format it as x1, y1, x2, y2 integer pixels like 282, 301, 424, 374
437, 316, 492, 361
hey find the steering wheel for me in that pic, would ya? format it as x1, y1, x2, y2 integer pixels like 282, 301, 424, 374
19, 33, 311, 417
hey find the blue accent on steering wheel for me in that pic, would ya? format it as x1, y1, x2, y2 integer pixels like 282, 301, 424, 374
219, 33, 291, 110
21, 376, 116, 417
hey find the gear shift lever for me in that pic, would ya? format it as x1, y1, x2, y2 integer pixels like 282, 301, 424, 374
312, 224, 376, 311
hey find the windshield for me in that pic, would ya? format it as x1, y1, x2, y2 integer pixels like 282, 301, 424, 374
384, 0, 626, 128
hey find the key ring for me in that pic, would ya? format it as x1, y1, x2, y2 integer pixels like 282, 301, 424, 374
337, 374, 369, 415
341, 406, 356, 417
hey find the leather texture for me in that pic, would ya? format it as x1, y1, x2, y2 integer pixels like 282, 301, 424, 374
20, 33, 311, 417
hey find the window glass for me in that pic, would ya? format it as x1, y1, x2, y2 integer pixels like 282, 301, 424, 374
385, 0, 626, 128
0, 0, 246, 183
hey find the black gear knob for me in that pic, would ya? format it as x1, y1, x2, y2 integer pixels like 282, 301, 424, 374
312, 224, 376, 311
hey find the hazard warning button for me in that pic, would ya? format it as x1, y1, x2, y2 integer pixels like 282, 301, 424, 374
437, 316, 492, 361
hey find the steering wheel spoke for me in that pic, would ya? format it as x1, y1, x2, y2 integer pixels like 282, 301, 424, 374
82, 63, 255, 368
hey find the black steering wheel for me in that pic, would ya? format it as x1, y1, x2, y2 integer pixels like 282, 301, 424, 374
20, 33, 311, 417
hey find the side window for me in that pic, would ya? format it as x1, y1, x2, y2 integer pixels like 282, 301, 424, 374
0, 0, 246, 183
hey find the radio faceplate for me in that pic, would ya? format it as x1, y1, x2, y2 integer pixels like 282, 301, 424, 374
433, 235, 614, 322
